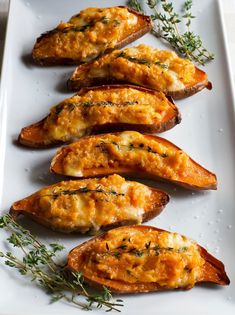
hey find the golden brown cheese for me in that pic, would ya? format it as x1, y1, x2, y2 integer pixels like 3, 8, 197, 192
69, 227, 204, 288
33, 7, 151, 64
70, 44, 197, 92
51, 131, 216, 189
10, 175, 166, 233
42, 87, 178, 143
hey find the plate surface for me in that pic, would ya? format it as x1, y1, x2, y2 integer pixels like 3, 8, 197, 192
0, 0, 235, 314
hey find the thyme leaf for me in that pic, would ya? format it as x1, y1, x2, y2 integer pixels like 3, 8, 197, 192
128, 0, 214, 65
113, 252, 121, 259
128, 248, 144, 257
0, 214, 123, 312
145, 241, 151, 249
177, 246, 188, 253
117, 244, 128, 250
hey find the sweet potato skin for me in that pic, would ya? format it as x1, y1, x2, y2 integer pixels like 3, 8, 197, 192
18, 118, 49, 148
9, 182, 169, 234
66, 225, 230, 293
197, 246, 230, 286
50, 132, 217, 191
18, 85, 181, 148
32, 7, 152, 66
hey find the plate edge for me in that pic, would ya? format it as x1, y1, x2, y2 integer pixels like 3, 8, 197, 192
0, 0, 13, 205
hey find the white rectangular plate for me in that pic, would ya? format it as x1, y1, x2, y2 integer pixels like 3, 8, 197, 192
0, 0, 235, 314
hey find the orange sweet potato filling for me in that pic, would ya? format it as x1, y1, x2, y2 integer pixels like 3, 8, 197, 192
53, 131, 216, 189
71, 228, 204, 288
72, 45, 202, 93
11, 175, 163, 232
33, 7, 148, 62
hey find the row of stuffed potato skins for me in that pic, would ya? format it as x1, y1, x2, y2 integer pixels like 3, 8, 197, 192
12, 6, 229, 294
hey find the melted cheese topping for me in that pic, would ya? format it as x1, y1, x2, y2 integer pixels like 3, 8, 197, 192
33, 7, 145, 62
73, 44, 196, 92
43, 87, 176, 142
75, 227, 205, 288
15, 175, 157, 233
57, 131, 215, 188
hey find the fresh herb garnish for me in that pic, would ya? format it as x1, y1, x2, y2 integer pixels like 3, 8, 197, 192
110, 141, 168, 158
43, 186, 125, 199
55, 103, 75, 116
113, 252, 121, 259
113, 19, 121, 26
128, 248, 144, 257
117, 244, 128, 250
128, 0, 214, 65
153, 244, 161, 256
100, 16, 109, 24
177, 246, 188, 253
118, 51, 168, 69
50, 16, 110, 35
145, 241, 151, 249
81, 100, 138, 107
54, 100, 139, 116
0, 215, 123, 312
102, 240, 188, 259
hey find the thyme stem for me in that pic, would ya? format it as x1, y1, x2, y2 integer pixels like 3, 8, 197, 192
40, 186, 125, 200
128, 0, 214, 65
102, 242, 188, 259
0, 214, 123, 312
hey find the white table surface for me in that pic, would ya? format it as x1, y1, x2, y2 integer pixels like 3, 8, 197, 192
0, 0, 235, 82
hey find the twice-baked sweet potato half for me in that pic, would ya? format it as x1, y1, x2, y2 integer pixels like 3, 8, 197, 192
18, 85, 181, 148
66, 225, 230, 293
68, 44, 212, 99
32, 7, 152, 65
10, 174, 169, 233
50, 131, 217, 190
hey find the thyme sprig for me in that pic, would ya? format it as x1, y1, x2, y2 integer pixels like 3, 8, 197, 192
96, 141, 168, 158
0, 214, 123, 312
128, 0, 214, 65
42, 186, 125, 199
118, 51, 168, 68
49, 16, 110, 35
55, 100, 138, 116
104, 240, 188, 259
